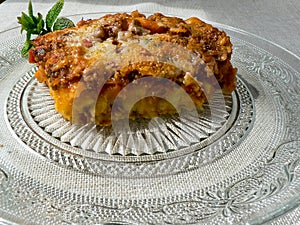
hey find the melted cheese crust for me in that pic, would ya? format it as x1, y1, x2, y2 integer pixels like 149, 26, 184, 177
31, 11, 237, 125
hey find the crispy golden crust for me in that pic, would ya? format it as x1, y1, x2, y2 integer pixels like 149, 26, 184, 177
30, 11, 237, 125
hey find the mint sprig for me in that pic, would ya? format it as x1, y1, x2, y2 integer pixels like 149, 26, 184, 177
46, 0, 64, 31
18, 0, 75, 57
53, 17, 75, 31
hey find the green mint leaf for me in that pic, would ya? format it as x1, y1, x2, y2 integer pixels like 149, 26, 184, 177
53, 17, 75, 31
21, 46, 29, 57
28, 0, 35, 21
21, 33, 33, 57
28, 1, 38, 24
21, 40, 32, 57
17, 16, 24, 32
36, 13, 45, 34
46, 0, 64, 31
18, 12, 36, 32
26, 31, 32, 43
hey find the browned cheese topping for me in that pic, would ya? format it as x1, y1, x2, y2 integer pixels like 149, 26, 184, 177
30, 11, 237, 125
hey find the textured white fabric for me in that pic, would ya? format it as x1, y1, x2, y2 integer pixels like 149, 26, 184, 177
0, 0, 299, 224
1, 0, 300, 58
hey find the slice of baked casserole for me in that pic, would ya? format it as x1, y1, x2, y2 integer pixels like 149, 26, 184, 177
29, 11, 237, 126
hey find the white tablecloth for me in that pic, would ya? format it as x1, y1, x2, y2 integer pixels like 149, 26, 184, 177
1, 0, 300, 58
0, 0, 299, 224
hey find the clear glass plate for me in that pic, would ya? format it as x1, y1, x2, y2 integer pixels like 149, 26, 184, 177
0, 7, 300, 225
